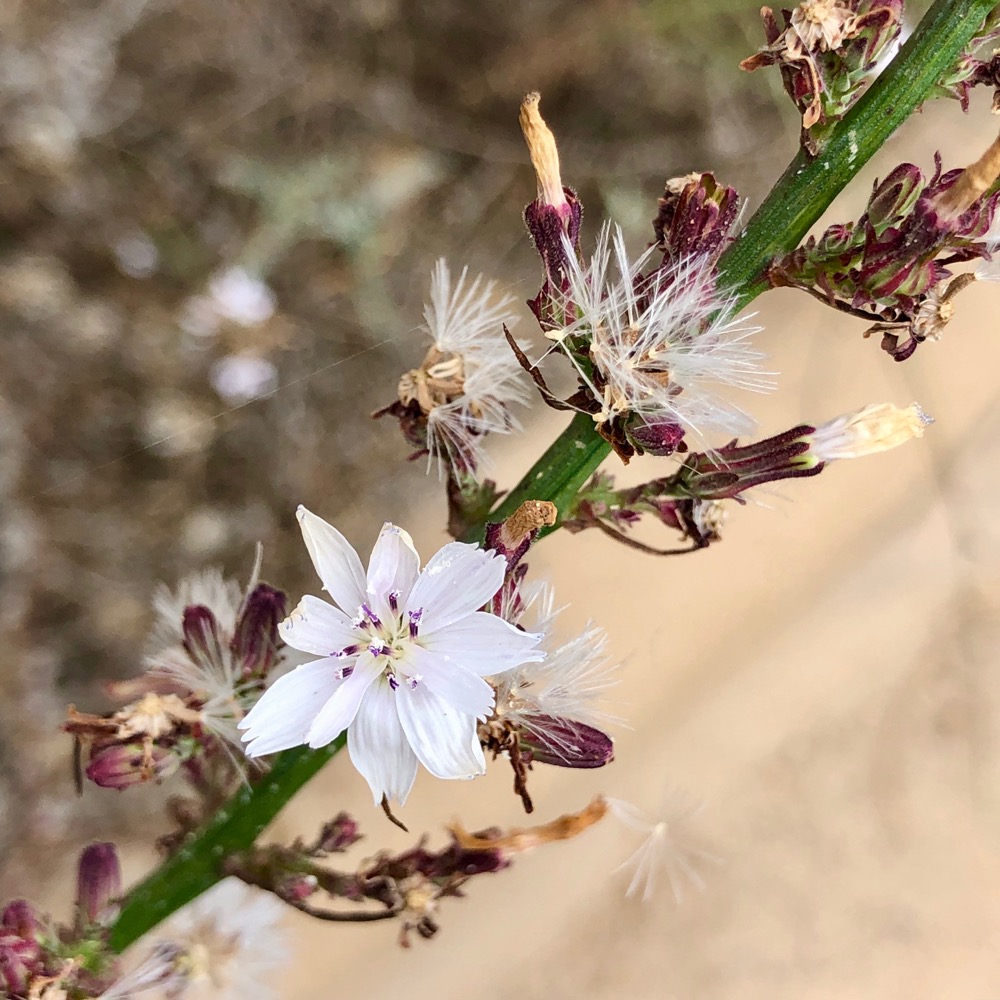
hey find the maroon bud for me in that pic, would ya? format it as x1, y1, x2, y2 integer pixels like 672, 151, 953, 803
653, 172, 740, 263
76, 842, 122, 926
626, 418, 686, 457
182, 605, 224, 670
231, 583, 286, 678
521, 716, 614, 769
86, 741, 180, 789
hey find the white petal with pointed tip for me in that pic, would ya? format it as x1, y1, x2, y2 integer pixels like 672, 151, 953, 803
404, 542, 505, 631
240, 658, 342, 757
421, 611, 545, 676
395, 682, 485, 779
347, 680, 419, 805
296, 506, 367, 612
366, 522, 420, 621
279, 595, 358, 656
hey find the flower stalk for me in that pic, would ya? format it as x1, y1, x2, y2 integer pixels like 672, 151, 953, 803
107, 0, 997, 954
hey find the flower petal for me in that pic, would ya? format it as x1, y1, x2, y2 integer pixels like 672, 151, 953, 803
279, 595, 359, 656
366, 523, 420, 620
404, 542, 505, 632
296, 506, 366, 613
421, 611, 545, 676
347, 680, 418, 805
395, 682, 485, 779
239, 657, 341, 757
397, 643, 496, 718
305, 651, 381, 748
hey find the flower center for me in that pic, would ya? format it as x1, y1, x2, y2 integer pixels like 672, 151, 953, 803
334, 596, 426, 689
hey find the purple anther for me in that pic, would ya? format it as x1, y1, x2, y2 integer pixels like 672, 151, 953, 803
336, 664, 355, 681
361, 603, 382, 629
388, 590, 400, 613
388, 674, 399, 690
408, 608, 423, 639
407, 675, 421, 690
332, 644, 360, 659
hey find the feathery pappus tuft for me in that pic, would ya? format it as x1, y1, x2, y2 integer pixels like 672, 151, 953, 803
608, 793, 720, 904
388, 259, 531, 478
555, 222, 772, 441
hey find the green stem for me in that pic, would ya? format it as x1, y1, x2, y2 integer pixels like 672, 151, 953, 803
108, 739, 344, 951
107, 0, 994, 952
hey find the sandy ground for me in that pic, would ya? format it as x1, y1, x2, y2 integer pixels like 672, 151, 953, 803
262, 111, 1000, 1000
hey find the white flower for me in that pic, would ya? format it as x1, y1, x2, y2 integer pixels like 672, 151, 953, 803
807, 401, 931, 463
155, 878, 287, 1000
239, 506, 545, 804
608, 795, 719, 904
400, 259, 530, 476
556, 222, 771, 439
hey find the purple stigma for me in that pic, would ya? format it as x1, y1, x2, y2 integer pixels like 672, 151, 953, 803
408, 608, 423, 638
332, 644, 360, 659
361, 602, 382, 629
388, 674, 399, 690
368, 638, 389, 658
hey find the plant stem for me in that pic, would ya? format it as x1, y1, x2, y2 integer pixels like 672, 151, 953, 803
107, 0, 995, 952
109, 738, 344, 951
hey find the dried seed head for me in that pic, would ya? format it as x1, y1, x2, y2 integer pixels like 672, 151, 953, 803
790, 0, 856, 51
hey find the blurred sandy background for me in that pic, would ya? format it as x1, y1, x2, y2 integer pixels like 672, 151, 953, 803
3, 1, 1000, 998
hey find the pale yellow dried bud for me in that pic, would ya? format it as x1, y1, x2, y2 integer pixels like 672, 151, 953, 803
936, 131, 1000, 220
500, 499, 558, 549
519, 92, 569, 215
809, 402, 932, 462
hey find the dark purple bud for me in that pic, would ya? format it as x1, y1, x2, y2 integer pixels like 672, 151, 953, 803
182, 605, 224, 670
521, 716, 614, 769
232, 584, 287, 678
653, 172, 741, 263
86, 741, 180, 789
679, 427, 823, 501
626, 419, 686, 457
76, 842, 122, 926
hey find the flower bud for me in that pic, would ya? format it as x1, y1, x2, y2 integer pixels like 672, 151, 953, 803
231, 583, 286, 678
625, 418, 686, 457
181, 605, 224, 672
865, 163, 924, 236
76, 842, 122, 926
520, 715, 614, 769
519, 92, 583, 331
653, 172, 740, 262
86, 740, 181, 789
